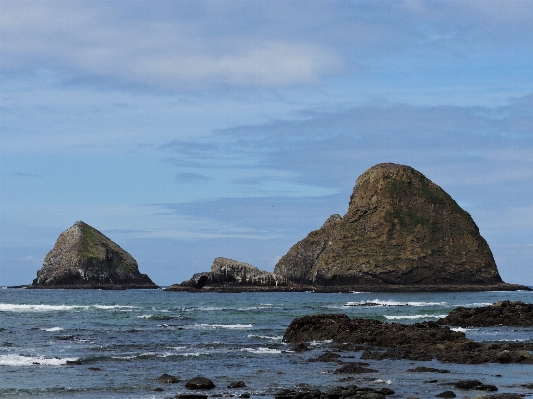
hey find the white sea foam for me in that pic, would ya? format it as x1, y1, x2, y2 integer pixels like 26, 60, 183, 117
41, 327, 63, 332
0, 303, 138, 312
344, 299, 447, 307
193, 324, 253, 329
450, 327, 470, 333
241, 347, 282, 354
136, 314, 152, 319
93, 305, 137, 311
384, 314, 447, 320
0, 304, 82, 312
248, 334, 283, 341
0, 354, 78, 366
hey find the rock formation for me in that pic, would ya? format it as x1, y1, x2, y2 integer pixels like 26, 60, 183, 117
30, 221, 157, 289
438, 301, 533, 327
274, 163, 503, 287
283, 313, 533, 365
178, 257, 285, 289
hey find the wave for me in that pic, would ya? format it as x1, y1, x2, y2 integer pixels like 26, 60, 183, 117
136, 314, 180, 320
0, 354, 78, 366
344, 299, 447, 307
194, 323, 253, 329
41, 327, 63, 332
384, 314, 447, 320
241, 347, 282, 354
247, 334, 283, 341
0, 303, 138, 312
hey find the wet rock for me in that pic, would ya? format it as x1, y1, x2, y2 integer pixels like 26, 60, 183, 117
283, 314, 468, 347
156, 373, 180, 383
333, 362, 378, 374
308, 352, 342, 362
477, 385, 498, 392
360, 394, 385, 399
239, 393, 250, 398
273, 384, 394, 399
294, 342, 310, 352
406, 366, 450, 373
496, 350, 512, 363
471, 395, 524, 399
185, 376, 215, 390
439, 301, 533, 327
455, 380, 483, 389
436, 391, 456, 398
228, 381, 247, 388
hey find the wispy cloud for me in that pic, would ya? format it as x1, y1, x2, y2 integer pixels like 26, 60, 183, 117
10, 172, 44, 178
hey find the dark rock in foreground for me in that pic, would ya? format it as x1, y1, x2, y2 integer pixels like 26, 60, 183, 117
274, 163, 505, 287
283, 313, 533, 365
438, 300, 533, 327
283, 314, 466, 347
405, 366, 450, 373
274, 384, 394, 399
185, 376, 215, 390
30, 221, 157, 289
156, 373, 180, 383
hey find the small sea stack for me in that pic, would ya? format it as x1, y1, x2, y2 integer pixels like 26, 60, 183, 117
30, 221, 158, 289
167, 257, 286, 291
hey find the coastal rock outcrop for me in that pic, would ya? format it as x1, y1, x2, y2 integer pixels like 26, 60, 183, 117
30, 221, 157, 289
283, 313, 533, 364
177, 257, 286, 289
438, 301, 533, 327
274, 163, 503, 287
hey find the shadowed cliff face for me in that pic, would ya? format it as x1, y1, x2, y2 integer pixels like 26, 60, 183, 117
31, 221, 157, 288
274, 163, 502, 286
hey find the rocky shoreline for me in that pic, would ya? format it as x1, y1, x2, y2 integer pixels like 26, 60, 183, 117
137, 300, 533, 397
282, 304, 533, 365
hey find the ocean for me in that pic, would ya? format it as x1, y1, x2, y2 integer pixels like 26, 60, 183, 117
1, 288, 532, 398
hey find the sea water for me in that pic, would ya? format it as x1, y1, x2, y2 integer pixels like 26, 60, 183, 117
1, 288, 532, 398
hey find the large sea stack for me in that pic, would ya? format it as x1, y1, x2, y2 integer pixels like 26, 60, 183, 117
274, 163, 504, 287
31, 221, 158, 289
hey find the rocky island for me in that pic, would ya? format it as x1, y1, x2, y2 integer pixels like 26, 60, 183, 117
166, 257, 288, 292
170, 163, 528, 292
30, 221, 158, 289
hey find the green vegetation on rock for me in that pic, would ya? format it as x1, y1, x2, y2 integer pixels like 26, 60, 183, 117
274, 163, 503, 286
31, 221, 157, 289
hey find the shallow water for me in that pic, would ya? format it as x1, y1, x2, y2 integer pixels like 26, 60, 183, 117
1, 288, 532, 398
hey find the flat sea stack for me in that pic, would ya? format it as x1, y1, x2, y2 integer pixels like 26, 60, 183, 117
274, 163, 506, 288
166, 257, 286, 291
31, 221, 157, 289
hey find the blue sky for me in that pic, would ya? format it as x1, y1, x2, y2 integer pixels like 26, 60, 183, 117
1, 0, 532, 286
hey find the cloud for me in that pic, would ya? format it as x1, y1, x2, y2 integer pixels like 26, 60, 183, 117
10, 172, 44, 178
158, 95, 533, 195
5, 0, 533, 94
175, 172, 211, 183
1, 1, 342, 91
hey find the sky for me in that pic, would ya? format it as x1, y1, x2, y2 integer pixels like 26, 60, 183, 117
1, 0, 532, 286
